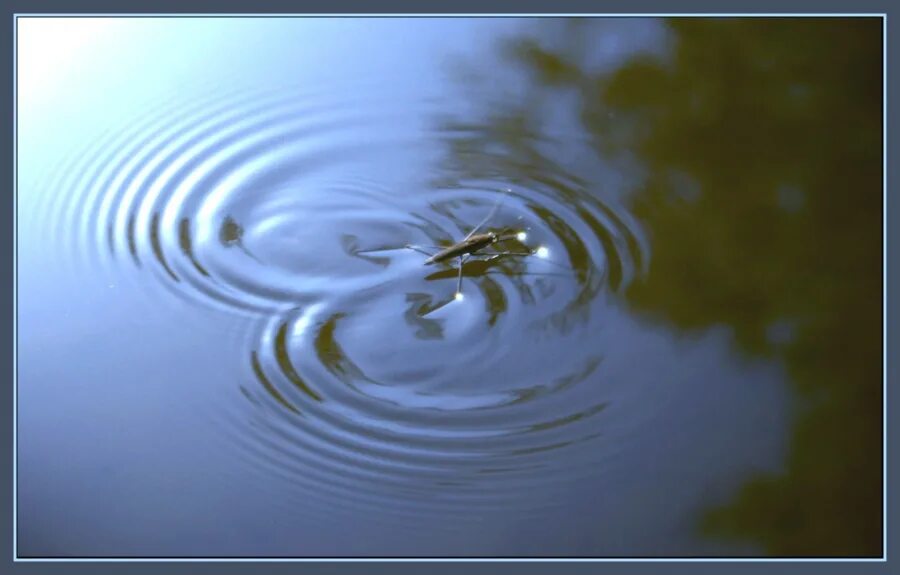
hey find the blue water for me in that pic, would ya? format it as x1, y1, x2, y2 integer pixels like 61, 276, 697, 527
16, 17, 791, 557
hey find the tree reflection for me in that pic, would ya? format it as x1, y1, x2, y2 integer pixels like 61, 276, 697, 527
462, 17, 882, 556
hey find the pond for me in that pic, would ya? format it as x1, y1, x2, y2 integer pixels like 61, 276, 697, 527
16, 17, 882, 557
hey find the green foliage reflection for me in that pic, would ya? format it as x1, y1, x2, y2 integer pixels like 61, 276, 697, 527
506, 17, 882, 556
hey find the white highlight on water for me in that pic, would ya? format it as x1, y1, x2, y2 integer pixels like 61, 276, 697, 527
536, 246, 550, 259
516, 231, 527, 241
455, 292, 464, 301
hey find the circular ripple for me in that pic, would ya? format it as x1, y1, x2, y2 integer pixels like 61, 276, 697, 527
40, 82, 430, 314
233, 310, 608, 518
35, 81, 650, 523
229, 178, 648, 519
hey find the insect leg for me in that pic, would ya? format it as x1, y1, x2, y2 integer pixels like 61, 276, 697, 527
464, 188, 512, 240
456, 255, 469, 296
404, 244, 438, 257
356, 244, 443, 256
471, 251, 535, 262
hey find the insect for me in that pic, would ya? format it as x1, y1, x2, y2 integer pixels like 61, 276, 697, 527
404, 190, 538, 299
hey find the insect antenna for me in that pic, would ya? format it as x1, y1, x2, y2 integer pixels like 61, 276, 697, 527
464, 188, 512, 241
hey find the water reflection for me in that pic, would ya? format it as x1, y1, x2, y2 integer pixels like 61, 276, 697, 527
403, 293, 446, 339
250, 350, 301, 415
312, 313, 371, 387
17, 17, 875, 557
432, 122, 647, 335
178, 218, 211, 277
486, 17, 883, 555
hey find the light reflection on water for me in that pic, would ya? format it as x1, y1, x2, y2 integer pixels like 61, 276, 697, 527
14, 17, 847, 557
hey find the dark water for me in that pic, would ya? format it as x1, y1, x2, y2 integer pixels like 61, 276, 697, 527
17, 17, 882, 557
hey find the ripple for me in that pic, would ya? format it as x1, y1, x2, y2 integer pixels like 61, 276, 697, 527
37, 81, 651, 525
39, 83, 421, 314
232, 288, 622, 518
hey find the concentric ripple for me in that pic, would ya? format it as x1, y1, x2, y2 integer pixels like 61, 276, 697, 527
37, 81, 651, 523
229, 182, 647, 518
38, 83, 425, 313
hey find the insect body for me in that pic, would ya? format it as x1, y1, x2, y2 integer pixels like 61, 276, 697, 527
357, 189, 543, 299
424, 232, 520, 265
406, 190, 536, 297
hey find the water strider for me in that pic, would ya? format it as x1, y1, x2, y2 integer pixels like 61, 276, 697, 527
404, 189, 541, 299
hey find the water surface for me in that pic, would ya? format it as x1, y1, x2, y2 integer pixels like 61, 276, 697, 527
17, 17, 881, 557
